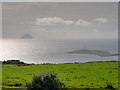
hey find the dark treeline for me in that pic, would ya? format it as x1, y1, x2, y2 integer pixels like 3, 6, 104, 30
2, 60, 25, 65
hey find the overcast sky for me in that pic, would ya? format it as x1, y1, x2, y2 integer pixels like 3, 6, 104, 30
2, 0, 119, 2
2, 2, 118, 39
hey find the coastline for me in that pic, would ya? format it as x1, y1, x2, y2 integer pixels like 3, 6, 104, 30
1, 59, 119, 65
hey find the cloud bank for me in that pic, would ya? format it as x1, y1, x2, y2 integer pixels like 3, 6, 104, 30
95, 17, 108, 23
36, 17, 74, 25
35, 17, 110, 27
36, 17, 92, 27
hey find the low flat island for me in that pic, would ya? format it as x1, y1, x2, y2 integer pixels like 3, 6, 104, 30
67, 49, 119, 57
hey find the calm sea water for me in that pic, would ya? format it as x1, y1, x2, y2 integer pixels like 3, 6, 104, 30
1, 39, 118, 64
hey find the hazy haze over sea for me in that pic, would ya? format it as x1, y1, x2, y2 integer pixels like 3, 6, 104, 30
1, 39, 118, 64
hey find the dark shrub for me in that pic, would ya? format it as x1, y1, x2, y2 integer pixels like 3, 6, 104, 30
105, 83, 115, 90
26, 71, 66, 90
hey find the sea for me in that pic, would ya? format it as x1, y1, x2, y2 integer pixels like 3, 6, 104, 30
1, 39, 118, 64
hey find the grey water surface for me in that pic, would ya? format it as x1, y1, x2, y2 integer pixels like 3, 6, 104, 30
1, 39, 118, 64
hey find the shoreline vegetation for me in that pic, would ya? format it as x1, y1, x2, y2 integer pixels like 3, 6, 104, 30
1, 60, 119, 89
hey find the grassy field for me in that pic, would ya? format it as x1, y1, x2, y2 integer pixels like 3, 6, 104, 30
2, 61, 119, 89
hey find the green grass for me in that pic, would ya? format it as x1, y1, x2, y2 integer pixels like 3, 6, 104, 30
2, 61, 119, 88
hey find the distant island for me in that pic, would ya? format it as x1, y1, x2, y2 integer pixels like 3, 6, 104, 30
67, 49, 120, 57
21, 33, 33, 39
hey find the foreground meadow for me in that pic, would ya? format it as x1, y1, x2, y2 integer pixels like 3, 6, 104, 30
2, 61, 119, 89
